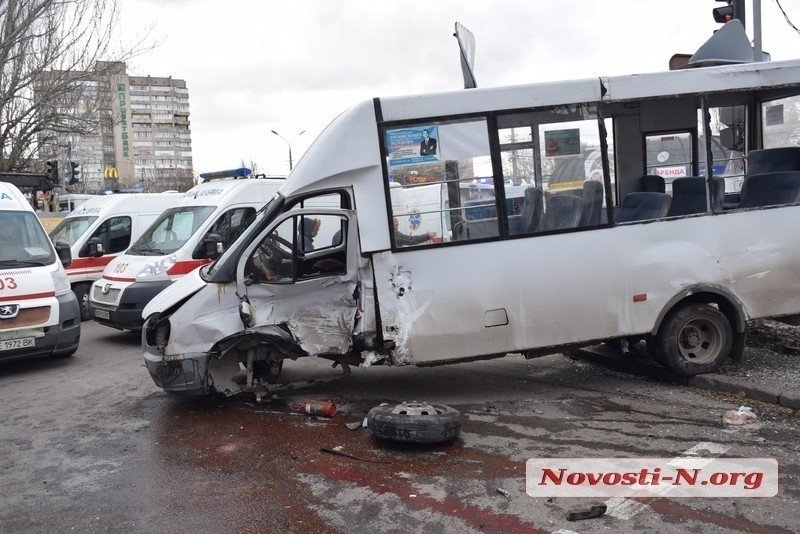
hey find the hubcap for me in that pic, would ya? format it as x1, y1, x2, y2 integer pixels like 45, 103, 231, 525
677, 318, 721, 364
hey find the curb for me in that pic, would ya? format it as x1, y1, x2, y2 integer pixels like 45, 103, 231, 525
571, 346, 800, 410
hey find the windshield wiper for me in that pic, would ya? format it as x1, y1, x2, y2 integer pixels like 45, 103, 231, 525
0, 259, 49, 267
130, 246, 166, 255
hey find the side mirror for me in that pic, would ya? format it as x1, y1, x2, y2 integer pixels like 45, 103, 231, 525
54, 239, 72, 267
199, 233, 224, 260
86, 237, 105, 257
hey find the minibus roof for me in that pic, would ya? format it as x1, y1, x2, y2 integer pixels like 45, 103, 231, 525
282, 59, 800, 202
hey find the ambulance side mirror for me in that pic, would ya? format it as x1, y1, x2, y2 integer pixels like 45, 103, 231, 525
54, 239, 72, 267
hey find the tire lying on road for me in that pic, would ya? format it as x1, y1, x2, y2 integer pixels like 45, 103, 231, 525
367, 401, 460, 444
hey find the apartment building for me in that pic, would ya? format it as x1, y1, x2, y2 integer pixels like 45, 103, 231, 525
40, 62, 194, 193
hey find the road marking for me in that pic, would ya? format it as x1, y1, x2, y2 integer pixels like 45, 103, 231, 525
605, 441, 731, 520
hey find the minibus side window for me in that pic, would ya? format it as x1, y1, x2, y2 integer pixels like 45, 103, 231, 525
249, 213, 347, 284
499, 104, 610, 234
384, 118, 495, 247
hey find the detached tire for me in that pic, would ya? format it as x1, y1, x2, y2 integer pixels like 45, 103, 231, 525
655, 303, 732, 376
367, 401, 460, 444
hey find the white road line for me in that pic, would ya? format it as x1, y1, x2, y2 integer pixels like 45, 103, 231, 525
605, 441, 731, 520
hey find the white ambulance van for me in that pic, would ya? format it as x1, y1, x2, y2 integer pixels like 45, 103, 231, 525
0, 182, 80, 362
88, 177, 283, 330
48, 193, 183, 320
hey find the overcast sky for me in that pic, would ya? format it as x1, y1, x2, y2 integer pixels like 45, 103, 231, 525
118, 0, 800, 177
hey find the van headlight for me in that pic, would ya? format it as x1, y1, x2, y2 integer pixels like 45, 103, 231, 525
51, 266, 71, 296
136, 255, 177, 281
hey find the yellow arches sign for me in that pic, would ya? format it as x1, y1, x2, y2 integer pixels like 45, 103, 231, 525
104, 167, 118, 180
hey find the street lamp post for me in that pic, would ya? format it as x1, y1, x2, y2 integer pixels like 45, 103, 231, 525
271, 129, 305, 171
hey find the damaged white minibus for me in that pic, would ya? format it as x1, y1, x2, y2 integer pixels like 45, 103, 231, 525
143, 57, 800, 396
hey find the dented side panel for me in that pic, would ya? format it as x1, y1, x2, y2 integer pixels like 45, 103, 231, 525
372, 231, 624, 364
372, 207, 800, 364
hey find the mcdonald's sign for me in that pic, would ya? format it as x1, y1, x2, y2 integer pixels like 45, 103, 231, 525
104, 167, 119, 180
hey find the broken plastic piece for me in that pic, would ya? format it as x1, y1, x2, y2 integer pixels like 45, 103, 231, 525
565, 504, 607, 521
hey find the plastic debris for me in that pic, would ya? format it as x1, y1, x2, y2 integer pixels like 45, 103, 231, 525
723, 405, 758, 425
496, 488, 510, 499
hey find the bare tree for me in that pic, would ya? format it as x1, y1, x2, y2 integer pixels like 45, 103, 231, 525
0, 0, 150, 173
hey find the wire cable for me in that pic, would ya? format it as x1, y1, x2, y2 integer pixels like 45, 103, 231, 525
775, 0, 800, 36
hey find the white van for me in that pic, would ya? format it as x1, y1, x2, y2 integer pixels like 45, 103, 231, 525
88, 177, 283, 330
48, 193, 183, 320
141, 57, 800, 397
0, 182, 80, 362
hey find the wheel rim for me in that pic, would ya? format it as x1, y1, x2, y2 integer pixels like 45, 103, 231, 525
676, 317, 723, 364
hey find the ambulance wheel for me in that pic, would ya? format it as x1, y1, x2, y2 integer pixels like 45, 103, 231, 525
367, 402, 460, 444
74, 283, 91, 321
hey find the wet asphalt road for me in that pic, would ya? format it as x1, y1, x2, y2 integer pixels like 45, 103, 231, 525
1, 320, 800, 533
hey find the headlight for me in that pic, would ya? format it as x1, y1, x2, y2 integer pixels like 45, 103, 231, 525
51, 266, 71, 296
136, 255, 177, 281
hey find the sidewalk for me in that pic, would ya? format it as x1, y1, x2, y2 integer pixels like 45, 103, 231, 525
571, 319, 800, 410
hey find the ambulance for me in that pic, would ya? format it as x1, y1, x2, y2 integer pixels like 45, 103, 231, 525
88, 176, 284, 330
0, 182, 80, 362
48, 193, 183, 320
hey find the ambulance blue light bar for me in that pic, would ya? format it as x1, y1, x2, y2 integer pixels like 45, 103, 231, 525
198, 167, 252, 181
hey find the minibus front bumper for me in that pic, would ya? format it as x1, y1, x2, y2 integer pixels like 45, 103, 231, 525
143, 347, 210, 395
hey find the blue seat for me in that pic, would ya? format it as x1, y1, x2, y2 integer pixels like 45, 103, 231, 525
510, 186, 543, 234
579, 180, 604, 226
737, 171, 800, 208
641, 174, 666, 193
615, 192, 672, 223
667, 177, 725, 216
746, 147, 800, 176
538, 193, 583, 232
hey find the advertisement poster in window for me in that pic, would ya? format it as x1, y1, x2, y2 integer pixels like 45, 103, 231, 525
544, 128, 581, 157
386, 125, 440, 167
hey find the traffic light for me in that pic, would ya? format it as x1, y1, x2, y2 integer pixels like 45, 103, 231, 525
713, 0, 745, 26
45, 160, 59, 185
68, 161, 80, 185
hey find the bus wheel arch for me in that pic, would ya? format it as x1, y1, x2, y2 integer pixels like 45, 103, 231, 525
649, 287, 747, 374
208, 330, 304, 395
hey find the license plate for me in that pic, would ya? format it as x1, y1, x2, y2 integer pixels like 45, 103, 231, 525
94, 309, 110, 320
0, 337, 35, 351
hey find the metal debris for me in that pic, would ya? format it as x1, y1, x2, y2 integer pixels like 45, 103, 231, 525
565, 504, 607, 521
320, 445, 390, 463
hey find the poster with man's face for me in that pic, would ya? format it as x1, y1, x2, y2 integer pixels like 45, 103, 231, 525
385, 125, 440, 167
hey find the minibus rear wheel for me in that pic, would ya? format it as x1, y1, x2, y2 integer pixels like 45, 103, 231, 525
656, 302, 732, 376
